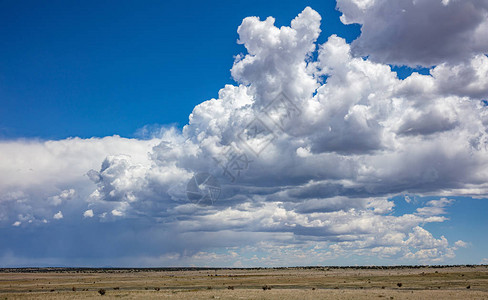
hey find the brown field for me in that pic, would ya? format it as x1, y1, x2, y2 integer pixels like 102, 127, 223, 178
0, 266, 487, 299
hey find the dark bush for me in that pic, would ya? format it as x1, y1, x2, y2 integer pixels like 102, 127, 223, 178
397, 283, 402, 288
98, 288, 106, 295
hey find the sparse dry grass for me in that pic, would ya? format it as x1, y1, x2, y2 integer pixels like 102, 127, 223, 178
0, 266, 487, 299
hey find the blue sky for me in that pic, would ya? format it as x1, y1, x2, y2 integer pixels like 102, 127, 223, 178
0, 0, 361, 139
1, 0, 488, 267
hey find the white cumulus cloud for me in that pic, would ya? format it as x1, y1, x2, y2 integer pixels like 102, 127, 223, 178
83, 209, 94, 218
53, 211, 63, 220
0, 6, 486, 265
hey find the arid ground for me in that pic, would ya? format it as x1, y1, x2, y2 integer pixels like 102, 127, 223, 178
0, 266, 487, 299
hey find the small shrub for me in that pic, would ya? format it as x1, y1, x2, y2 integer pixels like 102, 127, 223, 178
262, 285, 271, 290
113, 287, 120, 290
98, 288, 106, 295
155, 287, 160, 291
397, 283, 402, 288
72, 287, 76, 291
467, 285, 471, 289
312, 287, 316, 290
227, 286, 234, 290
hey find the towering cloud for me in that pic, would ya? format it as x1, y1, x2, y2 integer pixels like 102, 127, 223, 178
1, 6, 486, 266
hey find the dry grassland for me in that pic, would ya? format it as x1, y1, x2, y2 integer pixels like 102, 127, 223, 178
0, 266, 487, 299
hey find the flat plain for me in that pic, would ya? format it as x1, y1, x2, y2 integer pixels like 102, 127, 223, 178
0, 266, 487, 299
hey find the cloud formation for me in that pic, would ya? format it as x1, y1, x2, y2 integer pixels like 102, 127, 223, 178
336, 0, 488, 67
1, 6, 487, 266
